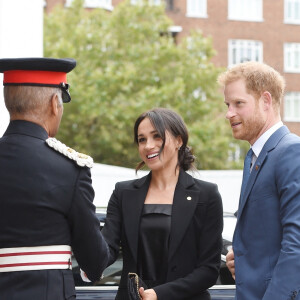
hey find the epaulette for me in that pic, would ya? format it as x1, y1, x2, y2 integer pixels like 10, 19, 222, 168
46, 138, 93, 168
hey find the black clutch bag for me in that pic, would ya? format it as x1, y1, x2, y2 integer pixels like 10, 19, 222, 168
127, 272, 148, 300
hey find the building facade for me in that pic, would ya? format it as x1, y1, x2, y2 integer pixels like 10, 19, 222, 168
45, 0, 300, 135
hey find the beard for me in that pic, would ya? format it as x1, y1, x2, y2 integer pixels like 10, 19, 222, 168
232, 106, 266, 144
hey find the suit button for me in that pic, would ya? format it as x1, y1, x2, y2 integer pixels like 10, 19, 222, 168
171, 266, 177, 272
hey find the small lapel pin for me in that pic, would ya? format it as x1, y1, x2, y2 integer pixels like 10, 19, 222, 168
255, 165, 259, 171
187, 196, 192, 201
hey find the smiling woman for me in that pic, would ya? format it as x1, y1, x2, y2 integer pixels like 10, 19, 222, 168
99, 107, 224, 300
136, 117, 183, 185
134, 108, 194, 176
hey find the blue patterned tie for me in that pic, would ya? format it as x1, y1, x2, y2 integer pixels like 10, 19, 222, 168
240, 148, 253, 203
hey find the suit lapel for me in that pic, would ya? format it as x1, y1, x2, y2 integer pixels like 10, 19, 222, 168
168, 171, 199, 261
122, 174, 150, 263
237, 126, 290, 220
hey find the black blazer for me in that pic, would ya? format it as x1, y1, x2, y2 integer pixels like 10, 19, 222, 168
102, 170, 223, 300
0, 120, 108, 300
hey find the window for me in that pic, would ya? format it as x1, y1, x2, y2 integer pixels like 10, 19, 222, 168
149, 0, 161, 5
165, 0, 174, 10
130, 0, 161, 5
228, 40, 263, 66
284, 92, 300, 122
284, 43, 300, 73
228, 143, 241, 162
285, 0, 300, 24
65, 0, 113, 9
186, 0, 207, 18
228, 0, 263, 22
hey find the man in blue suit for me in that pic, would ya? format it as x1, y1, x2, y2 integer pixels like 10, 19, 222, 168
218, 61, 300, 300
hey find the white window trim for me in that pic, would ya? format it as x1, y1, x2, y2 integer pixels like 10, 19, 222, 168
228, 143, 241, 162
228, 0, 263, 22
168, 26, 182, 33
65, 0, 113, 10
130, 0, 161, 5
186, 0, 208, 18
149, 0, 162, 5
284, 43, 300, 73
228, 39, 263, 67
284, 92, 300, 122
284, 0, 300, 24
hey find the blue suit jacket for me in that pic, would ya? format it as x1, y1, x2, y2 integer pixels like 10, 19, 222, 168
233, 126, 300, 300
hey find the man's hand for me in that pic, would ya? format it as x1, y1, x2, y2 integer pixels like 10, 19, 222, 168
226, 248, 235, 280
139, 287, 158, 300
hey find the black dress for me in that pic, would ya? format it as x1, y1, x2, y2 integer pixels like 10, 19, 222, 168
137, 204, 172, 288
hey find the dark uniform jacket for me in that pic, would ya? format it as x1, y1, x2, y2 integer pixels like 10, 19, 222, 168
102, 171, 223, 300
0, 120, 108, 300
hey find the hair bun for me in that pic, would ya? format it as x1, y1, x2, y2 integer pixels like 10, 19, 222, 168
179, 145, 195, 171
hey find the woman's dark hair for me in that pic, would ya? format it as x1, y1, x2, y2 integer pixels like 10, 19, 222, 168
134, 107, 195, 172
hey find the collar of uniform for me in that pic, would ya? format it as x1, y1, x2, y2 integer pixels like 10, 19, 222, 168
3, 120, 48, 140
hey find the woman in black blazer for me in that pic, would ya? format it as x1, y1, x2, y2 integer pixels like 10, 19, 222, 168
102, 108, 223, 300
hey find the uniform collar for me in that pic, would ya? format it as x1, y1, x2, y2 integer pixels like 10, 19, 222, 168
3, 120, 49, 140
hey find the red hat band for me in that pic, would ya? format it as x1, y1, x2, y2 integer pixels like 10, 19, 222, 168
3, 70, 67, 85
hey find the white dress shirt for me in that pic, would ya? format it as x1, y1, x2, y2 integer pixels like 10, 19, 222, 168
250, 121, 283, 170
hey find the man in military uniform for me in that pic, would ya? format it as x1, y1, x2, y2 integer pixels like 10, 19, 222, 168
0, 58, 108, 299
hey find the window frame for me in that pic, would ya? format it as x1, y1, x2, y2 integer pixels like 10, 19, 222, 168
186, 0, 208, 18
284, 0, 300, 24
130, 0, 161, 5
149, 0, 161, 5
284, 92, 300, 122
228, 39, 263, 67
65, 0, 113, 10
228, 0, 263, 22
284, 43, 300, 73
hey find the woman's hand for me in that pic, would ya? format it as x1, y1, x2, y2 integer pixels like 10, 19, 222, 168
80, 269, 91, 282
139, 287, 158, 300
